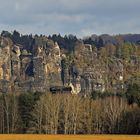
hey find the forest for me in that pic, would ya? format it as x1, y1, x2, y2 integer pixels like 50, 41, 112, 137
0, 84, 139, 134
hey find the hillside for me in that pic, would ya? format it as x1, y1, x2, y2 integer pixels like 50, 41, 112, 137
0, 31, 140, 95
0, 31, 140, 134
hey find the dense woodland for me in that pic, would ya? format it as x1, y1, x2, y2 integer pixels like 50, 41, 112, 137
0, 84, 140, 134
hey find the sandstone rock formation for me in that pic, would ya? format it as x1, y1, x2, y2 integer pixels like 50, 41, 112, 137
0, 31, 140, 95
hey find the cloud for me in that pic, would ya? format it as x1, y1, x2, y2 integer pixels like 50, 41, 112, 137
0, 0, 140, 37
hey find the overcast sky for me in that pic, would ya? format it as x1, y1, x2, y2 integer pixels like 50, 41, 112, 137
0, 0, 140, 37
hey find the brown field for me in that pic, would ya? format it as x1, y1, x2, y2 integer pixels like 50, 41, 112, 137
0, 135, 140, 140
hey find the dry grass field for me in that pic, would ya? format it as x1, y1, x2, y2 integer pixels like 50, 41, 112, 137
0, 135, 140, 140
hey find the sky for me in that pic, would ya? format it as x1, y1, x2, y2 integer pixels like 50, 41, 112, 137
0, 0, 140, 37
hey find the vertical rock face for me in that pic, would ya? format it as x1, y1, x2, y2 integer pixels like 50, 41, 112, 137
0, 35, 63, 93
45, 41, 62, 87
0, 37, 12, 93
0, 32, 140, 94
0, 37, 11, 80
11, 45, 21, 78
32, 37, 62, 92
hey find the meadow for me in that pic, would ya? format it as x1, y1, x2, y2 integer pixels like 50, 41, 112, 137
0, 135, 140, 140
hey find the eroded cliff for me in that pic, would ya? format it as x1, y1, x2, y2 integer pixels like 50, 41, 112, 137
0, 31, 140, 95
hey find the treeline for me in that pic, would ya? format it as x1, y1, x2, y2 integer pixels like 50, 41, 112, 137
0, 84, 140, 134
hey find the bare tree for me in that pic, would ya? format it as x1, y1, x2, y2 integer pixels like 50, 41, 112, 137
29, 93, 131, 134
68, 95, 82, 134
62, 94, 72, 134
102, 96, 128, 133
30, 93, 61, 134
92, 99, 105, 134
0, 94, 5, 133
29, 96, 44, 133
81, 97, 95, 134
0, 94, 20, 134
9, 93, 20, 133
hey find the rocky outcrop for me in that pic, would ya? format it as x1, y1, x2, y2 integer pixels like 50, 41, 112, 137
0, 37, 12, 93
0, 31, 140, 95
